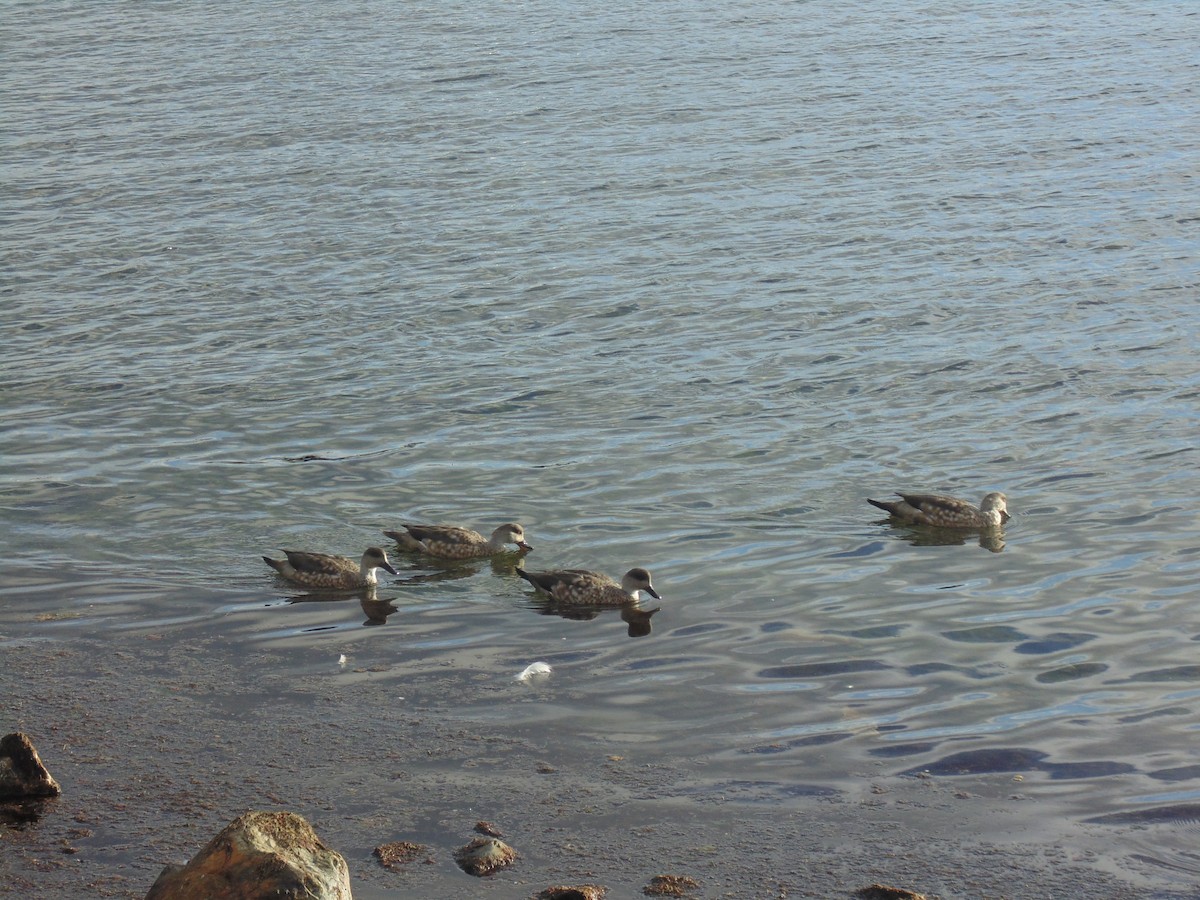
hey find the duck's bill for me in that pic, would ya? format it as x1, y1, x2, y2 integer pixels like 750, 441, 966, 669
646, 586, 662, 600
383, 563, 399, 575
517, 541, 534, 552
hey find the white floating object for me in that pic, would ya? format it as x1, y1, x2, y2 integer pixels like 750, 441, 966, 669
515, 662, 552, 683
338, 654, 348, 668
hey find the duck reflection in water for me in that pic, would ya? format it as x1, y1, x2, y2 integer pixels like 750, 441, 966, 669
360, 590, 400, 626
277, 559, 488, 625
528, 597, 661, 638
888, 525, 1006, 553
283, 586, 403, 626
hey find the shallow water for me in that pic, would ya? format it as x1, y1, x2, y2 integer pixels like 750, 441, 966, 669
4, 0, 1200, 891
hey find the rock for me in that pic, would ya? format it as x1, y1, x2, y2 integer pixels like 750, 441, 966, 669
643, 874, 700, 896
454, 836, 518, 876
855, 885, 927, 900
534, 886, 607, 899
0, 732, 61, 798
145, 810, 351, 900
374, 840, 431, 870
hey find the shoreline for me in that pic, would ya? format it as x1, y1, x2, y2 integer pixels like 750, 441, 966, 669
2, 630, 1192, 899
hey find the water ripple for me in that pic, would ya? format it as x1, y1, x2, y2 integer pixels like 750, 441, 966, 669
3, 2, 1199, 886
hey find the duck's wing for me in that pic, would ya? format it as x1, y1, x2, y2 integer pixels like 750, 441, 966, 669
869, 493, 966, 524
517, 568, 601, 593
894, 493, 989, 527
281, 550, 352, 575
897, 493, 972, 514
560, 568, 612, 586
404, 524, 482, 544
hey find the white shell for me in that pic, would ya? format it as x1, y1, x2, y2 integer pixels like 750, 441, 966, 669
515, 662, 553, 682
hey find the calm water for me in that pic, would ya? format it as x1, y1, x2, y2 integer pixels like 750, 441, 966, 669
4, 0, 1200, 890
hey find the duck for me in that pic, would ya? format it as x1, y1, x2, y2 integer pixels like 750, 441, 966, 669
382, 522, 532, 559
516, 566, 660, 606
867, 491, 1010, 528
262, 547, 399, 589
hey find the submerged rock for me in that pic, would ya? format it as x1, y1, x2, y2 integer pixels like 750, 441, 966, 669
374, 840, 431, 870
0, 732, 61, 798
856, 885, 927, 900
535, 886, 607, 899
145, 810, 351, 900
643, 874, 700, 896
454, 836, 518, 876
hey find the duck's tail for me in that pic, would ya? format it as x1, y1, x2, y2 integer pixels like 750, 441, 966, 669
383, 527, 428, 553
517, 566, 556, 593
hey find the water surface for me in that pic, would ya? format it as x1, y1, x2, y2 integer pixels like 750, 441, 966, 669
3, 0, 1199, 893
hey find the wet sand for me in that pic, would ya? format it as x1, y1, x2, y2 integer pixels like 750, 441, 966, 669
2, 629, 1191, 899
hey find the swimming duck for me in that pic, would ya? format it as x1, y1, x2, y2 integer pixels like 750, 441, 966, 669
382, 522, 532, 559
262, 547, 399, 589
516, 566, 660, 606
867, 491, 1010, 528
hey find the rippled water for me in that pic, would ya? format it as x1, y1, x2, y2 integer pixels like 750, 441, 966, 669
4, 0, 1200, 891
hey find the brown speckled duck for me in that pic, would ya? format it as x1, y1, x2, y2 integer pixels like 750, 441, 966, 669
868, 491, 1010, 528
382, 522, 532, 559
516, 566, 660, 606
263, 547, 398, 589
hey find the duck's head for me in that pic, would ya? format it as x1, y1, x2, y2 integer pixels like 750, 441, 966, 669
981, 492, 1010, 523
621, 567, 660, 600
494, 523, 533, 552
363, 546, 399, 575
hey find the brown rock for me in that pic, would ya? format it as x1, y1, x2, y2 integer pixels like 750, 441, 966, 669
0, 732, 61, 798
454, 836, 518, 876
145, 810, 351, 900
856, 885, 927, 900
374, 840, 431, 870
534, 886, 607, 900
644, 874, 700, 896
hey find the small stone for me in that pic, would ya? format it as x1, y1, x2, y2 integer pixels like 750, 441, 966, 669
454, 836, 518, 876
643, 874, 700, 896
0, 733, 62, 799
